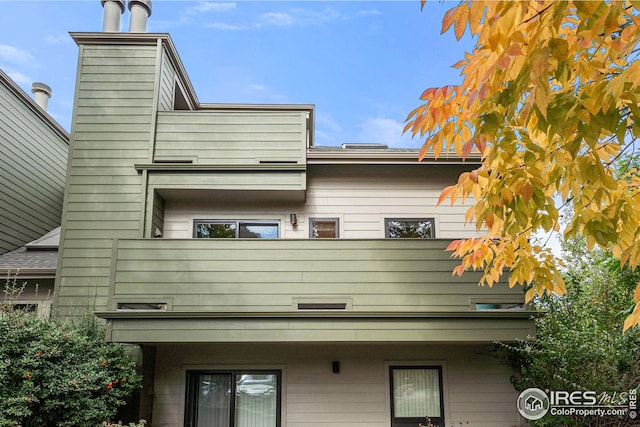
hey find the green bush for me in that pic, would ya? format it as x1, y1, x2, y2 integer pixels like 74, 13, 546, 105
0, 288, 141, 427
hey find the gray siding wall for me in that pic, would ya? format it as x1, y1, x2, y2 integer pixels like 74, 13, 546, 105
55, 42, 159, 314
152, 343, 523, 427
0, 74, 68, 254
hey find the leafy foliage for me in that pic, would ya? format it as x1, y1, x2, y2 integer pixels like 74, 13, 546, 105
0, 281, 142, 427
406, 1, 640, 329
498, 233, 640, 426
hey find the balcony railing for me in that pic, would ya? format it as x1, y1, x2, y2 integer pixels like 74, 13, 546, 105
99, 238, 533, 343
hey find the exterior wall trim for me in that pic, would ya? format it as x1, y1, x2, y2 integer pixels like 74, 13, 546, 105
135, 163, 307, 172
96, 310, 533, 319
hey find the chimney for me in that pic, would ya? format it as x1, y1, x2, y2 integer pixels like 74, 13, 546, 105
128, 0, 152, 32
101, 0, 125, 32
31, 82, 52, 111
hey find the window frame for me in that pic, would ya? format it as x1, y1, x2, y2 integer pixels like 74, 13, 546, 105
309, 217, 340, 238
193, 220, 280, 239
389, 365, 445, 427
384, 218, 436, 239
184, 369, 282, 427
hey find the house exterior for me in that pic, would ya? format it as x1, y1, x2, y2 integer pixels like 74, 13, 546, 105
54, 4, 534, 427
0, 70, 69, 255
0, 69, 68, 313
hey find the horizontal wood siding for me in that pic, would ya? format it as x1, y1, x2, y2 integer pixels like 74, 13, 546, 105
0, 78, 68, 253
154, 111, 307, 164
110, 239, 527, 321
148, 170, 306, 192
163, 164, 478, 240
55, 43, 158, 315
151, 343, 522, 427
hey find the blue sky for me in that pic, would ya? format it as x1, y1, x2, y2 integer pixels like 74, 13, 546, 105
0, 0, 471, 147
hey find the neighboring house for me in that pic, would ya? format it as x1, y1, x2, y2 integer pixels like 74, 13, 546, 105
0, 227, 60, 317
0, 70, 69, 255
0, 69, 68, 314
54, 3, 533, 427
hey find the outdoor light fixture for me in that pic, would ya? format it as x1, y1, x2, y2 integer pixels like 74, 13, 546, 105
332, 361, 340, 374
290, 214, 297, 225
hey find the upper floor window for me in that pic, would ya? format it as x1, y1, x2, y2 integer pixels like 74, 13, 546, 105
310, 218, 339, 238
385, 218, 435, 239
194, 220, 280, 239
390, 366, 445, 427
185, 370, 281, 427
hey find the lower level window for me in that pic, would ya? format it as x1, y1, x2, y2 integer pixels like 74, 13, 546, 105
185, 370, 281, 427
390, 366, 444, 427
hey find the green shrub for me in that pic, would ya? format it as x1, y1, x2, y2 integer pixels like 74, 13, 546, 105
0, 288, 141, 427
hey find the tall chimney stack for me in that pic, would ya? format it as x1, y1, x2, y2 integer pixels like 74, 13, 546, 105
31, 82, 52, 111
101, 0, 125, 32
128, 0, 152, 32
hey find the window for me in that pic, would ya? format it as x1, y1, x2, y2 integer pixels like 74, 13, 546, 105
309, 218, 339, 238
194, 221, 279, 239
185, 370, 281, 427
385, 218, 435, 239
390, 366, 445, 427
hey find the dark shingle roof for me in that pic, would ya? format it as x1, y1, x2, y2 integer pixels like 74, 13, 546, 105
0, 227, 59, 276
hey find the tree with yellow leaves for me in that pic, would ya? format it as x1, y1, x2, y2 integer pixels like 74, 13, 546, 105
406, 1, 640, 330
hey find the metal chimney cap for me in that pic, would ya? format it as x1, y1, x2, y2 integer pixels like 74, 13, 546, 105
31, 82, 52, 97
101, 0, 125, 14
128, 0, 152, 16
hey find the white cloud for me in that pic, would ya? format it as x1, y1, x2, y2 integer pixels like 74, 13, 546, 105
205, 6, 344, 31
189, 2, 236, 13
204, 21, 252, 31
44, 33, 71, 45
259, 12, 295, 27
6, 70, 32, 85
0, 45, 35, 65
357, 9, 382, 17
314, 113, 345, 146
357, 117, 417, 148
245, 83, 288, 102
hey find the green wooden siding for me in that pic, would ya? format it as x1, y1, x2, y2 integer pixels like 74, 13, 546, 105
55, 42, 160, 315
109, 238, 526, 313
158, 49, 176, 111
0, 71, 68, 254
147, 170, 306, 193
154, 111, 308, 164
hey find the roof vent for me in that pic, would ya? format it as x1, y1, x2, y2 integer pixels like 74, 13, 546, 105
31, 82, 52, 111
128, 0, 152, 32
101, 0, 125, 32
341, 143, 389, 150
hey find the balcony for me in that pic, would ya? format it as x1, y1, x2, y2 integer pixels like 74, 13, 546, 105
98, 238, 534, 343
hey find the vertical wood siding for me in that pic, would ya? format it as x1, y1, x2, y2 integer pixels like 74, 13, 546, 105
0, 78, 68, 254
152, 343, 522, 427
55, 43, 158, 314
